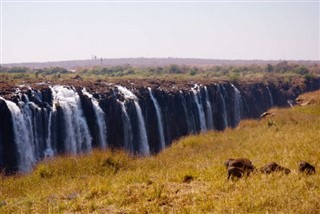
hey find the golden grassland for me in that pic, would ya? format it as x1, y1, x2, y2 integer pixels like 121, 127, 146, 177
1, 91, 320, 213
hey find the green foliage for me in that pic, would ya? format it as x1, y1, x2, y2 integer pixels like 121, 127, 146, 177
303, 73, 314, 82
294, 65, 309, 75
189, 68, 197, 76
1, 62, 319, 81
228, 72, 240, 82
167, 64, 181, 74
266, 64, 274, 72
7, 67, 30, 73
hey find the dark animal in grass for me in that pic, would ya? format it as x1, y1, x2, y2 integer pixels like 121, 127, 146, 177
225, 158, 255, 180
227, 166, 244, 180
298, 161, 316, 175
259, 162, 291, 174
224, 158, 253, 169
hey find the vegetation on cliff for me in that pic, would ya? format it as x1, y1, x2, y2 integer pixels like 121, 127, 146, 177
1, 61, 319, 83
0, 90, 319, 213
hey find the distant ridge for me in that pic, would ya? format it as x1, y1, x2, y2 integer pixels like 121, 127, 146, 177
2, 58, 319, 69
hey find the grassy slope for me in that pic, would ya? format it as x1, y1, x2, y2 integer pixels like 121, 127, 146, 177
1, 91, 320, 213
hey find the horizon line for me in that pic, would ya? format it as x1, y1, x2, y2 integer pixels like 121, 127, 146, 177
2, 57, 320, 65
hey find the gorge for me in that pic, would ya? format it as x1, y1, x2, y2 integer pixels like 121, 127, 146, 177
0, 77, 319, 174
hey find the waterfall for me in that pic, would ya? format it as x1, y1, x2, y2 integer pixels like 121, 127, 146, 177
148, 88, 165, 150
231, 84, 241, 127
44, 111, 54, 158
267, 86, 274, 107
116, 86, 150, 156
179, 91, 193, 133
22, 102, 40, 160
134, 102, 150, 155
287, 100, 294, 108
119, 101, 134, 153
204, 86, 214, 129
1, 80, 311, 174
51, 86, 92, 154
218, 85, 228, 128
192, 85, 207, 132
0, 97, 35, 172
82, 89, 107, 149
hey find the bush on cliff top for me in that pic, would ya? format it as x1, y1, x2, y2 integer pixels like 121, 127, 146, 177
0, 91, 320, 213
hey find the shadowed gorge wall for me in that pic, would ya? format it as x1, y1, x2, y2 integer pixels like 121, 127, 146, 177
0, 78, 319, 173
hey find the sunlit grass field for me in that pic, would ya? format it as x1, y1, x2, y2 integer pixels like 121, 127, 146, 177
1, 91, 320, 213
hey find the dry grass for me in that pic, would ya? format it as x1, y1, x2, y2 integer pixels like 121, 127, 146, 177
1, 91, 320, 213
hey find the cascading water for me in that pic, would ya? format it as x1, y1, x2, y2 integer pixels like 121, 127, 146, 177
21, 101, 39, 160
0, 97, 35, 172
179, 91, 193, 133
218, 85, 228, 128
1, 80, 312, 174
204, 86, 214, 129
116, 86, 150, 156
82, 89, 107, 149
44, 111, 54, 158
267, 86, 274, 107
231, 84, 241, 127
119, 101, 134, 153
192, 85, 207, 132
51, 86, 92, 154
148, 88, 165, 150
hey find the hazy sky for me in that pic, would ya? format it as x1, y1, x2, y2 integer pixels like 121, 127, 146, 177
1, 1, 319, 63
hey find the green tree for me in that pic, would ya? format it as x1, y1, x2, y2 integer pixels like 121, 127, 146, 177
294, 66, 309, 75
266, 64, 274, 72
168, 64, 181, 74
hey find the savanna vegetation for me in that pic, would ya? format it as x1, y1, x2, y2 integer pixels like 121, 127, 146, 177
0, 61, 319, 83
0, 90, 319, 213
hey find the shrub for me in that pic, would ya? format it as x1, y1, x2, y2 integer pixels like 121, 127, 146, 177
36, 164, 53, 178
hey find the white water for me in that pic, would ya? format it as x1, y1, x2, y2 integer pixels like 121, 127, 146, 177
218, 85, 228, 128
192, 85, 207, 132
148, 88, 165, 150
231, 84, 241, 126
82, 89, 107, 149
267, 86, 274, 107
179, 91, 193, 132
117, 86, 150, 155
204, 86, 214, 129
44, 111, 54, 158
0, 97, 35, 172
51, 86, 92, 154
119, 101, 134, 153
22, 102, 38, 160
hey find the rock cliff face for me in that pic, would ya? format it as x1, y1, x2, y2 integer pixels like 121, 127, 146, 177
0, 78, 319, 173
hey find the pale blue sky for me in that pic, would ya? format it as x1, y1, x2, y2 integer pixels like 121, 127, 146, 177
1, 1, 319, 63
